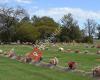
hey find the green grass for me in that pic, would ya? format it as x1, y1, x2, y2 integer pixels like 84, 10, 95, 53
0, 56, 93, 80
43, 50, 100, 71
0, 44, 100, 71
0, 43, 100, 80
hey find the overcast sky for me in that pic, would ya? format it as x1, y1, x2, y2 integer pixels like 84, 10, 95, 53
0, 0, 100, 27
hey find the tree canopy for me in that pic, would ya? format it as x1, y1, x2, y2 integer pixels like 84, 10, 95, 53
59, 13, 82, 42
0, 6, 100, 44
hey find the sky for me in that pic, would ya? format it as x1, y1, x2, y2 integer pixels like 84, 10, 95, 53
0, 0, 100, 27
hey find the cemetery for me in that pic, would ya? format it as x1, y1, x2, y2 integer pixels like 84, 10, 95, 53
0, 41, 100, 80
0, 0, 100, 80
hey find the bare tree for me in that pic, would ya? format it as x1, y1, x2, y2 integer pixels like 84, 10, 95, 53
84, 19, 97, 37
0, 6, 27, 43
97, 24, 100, 39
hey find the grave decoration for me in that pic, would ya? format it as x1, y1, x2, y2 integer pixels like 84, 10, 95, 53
67, 61, 77, 70
49, 57, 59, 66
93, 66, 100, 77
97, 45, 100, 48
26, 47, 43, 63
59, 47, 64, 52
16, 55, 23, 61
96, 50, 100, 54
6, 48, 16, 58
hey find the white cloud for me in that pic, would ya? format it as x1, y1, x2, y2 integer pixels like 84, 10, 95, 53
33, 7, 100, 22
16, 0, 32, 4
27, 6, 39, 17
0, 0, 33, 4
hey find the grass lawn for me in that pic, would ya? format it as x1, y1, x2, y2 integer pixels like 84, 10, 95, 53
0, 56, 93, 80
0, 43, 100, 80
0, 44, 100, 71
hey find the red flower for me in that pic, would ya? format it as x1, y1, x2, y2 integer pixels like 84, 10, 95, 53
28, 47, 43, 62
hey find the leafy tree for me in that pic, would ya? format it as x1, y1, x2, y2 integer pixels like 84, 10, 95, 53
60, 13, 82, 42
61, 13, 75, 28
69, 26, 82, 41
15, 22, 40, 43
82, 36, 93, 43
32, 16, 59, 39
31, 15, 40, 25
21, 16, 30, 22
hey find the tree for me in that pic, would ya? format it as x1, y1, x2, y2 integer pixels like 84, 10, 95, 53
61, 13, 76, 28
60, 13, 82, 42
84, 19, 97, 37
15, 22, 40, 43
32, 16, 59, 39
81, 29, 86, 38
97, 24, 100, 39
82, 36, 93, 43
21, 16, 30, 22
0, 7, 27, 43
31, 15, 40, 25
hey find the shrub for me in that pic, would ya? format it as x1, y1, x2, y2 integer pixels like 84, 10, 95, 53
82, 36, 93, 43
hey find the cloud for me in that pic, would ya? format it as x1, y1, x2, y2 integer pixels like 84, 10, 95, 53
33, 7, 100, 22
16, 0, 32, 4
0, 0, 33, 4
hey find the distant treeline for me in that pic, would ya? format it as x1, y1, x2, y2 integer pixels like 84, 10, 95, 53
0, 7, 100, 44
